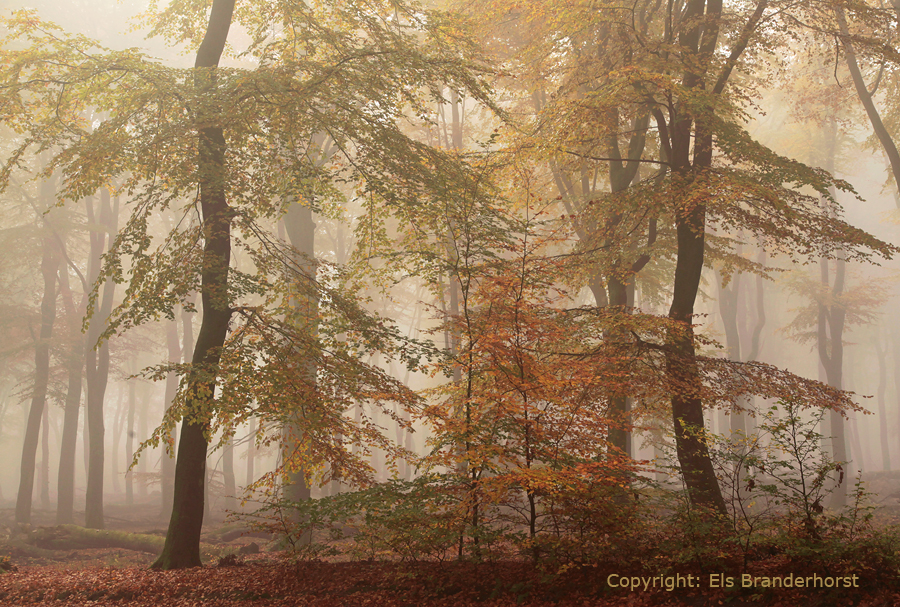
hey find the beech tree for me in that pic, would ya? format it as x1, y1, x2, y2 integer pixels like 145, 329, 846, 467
833, 0, 900, 204
468, 0, 899, 515
0, 0, 495, 569
14, 169, 60, 525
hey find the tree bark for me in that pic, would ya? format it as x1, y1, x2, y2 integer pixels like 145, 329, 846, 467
659, 0, 728, 516
280, 201, 317, 545
875, 337, 890, 470
126, 378, 136, 505
604, 111, 649, 458
111, 388, 125, 496
223, 437, 236, 512
818, 252, 848, 509
893, 325, 900, 472
160, 316, 180, 520
835, 6, 900, 209
40, 401, 50, 510
138, 384, 149, 498
16, 233, 60, 524
151, 0, 235, 569
85, 189, 119, 530
812, 120, 848, 508
56, 245, 85, 525
245, 415, 256, 489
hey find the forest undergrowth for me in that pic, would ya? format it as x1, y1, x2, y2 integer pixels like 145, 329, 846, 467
0, 515, 899, 607
3, 402, 900, 606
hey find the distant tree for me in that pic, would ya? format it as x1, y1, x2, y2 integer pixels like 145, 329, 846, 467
833, 0, 900, 205
15, 168, 60, 525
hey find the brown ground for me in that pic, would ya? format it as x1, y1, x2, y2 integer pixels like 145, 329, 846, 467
0, 483, 899, 606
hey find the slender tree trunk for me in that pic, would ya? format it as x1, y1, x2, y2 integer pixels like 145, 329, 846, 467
160, 317, 180, 519
835, 6, 900, 209
40, 403, 50, 510
126, 378, 136, 505
138, 385, 149, 499
892, 325, 900, 471
56, 251, 85, 525
152, 0, 235, 569
245, 415, 256, 489
112, 388, 125, 495
604, 112, 649, 458
223, 437, 235, 512
736, 245, 766, 440
280, 201, 317, 545
875, 337, 890, 470
81, 398, 89, 493
716, 263, 754, 445
820, 255, 848, 509
813, 121, 848, 509
205, 456, 214, 519
85, 190, 119, 529
850, 414, 866, 474
16, 233, 60, 524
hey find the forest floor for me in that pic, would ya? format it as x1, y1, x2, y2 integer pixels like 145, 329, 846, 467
1, 554, 900, 606
0, 491, 900, 605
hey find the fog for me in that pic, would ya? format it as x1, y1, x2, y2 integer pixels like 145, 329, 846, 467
2, 0, 900, 571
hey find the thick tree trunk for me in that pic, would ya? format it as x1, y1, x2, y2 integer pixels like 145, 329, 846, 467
151, 0, 235, 569
16, 234, 60, 524
657, 0, 729, 516
666, 202, 726, 515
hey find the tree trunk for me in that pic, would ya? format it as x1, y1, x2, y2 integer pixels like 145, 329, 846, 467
820, 255, 848, 509
875, 337, 890, 470
111, 388, 125, 496
16, 233, 60, 524
40, 402, 50, 510
126, 378, 135, 505
835, 6, 900, 209
893, 325, 900, 471
151, 0, 235, 569
656, 0, 729, 516
56, 248, 85, 525
245, 415, 256, 489
138, 384, 149, 498
223, 437, 236, 512
813, 120, 848, 508
666, 201, 726, 515
280, 201, 317, 544
160, 317, 180, 519
603, 113, 648, 457
85, 189, 119, 530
